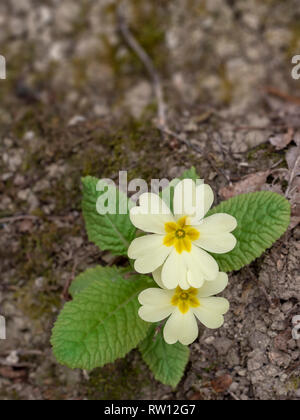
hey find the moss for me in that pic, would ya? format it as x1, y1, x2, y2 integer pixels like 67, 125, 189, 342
72, 116, 167, 182
71, 57, 89, 90
15, 224, 59, 276
13, 223, 71, 279
246, 142, 285, 165
0, 42, 36, 96
86, 353, 151, 400
12, 223, 72, 321
0, 388, 21, 400
218, 63, 233, 105
287, 376, 300, 392
39, 176, 82, 213
287, 22, 300, 58
260, 0, 284, 4
101, 1, 168, 82
203, 362, 218, 373
12, 107, 43, 138
130, 0, 168, 69
15, 278, 61, 321
96, 34, 130, 93
69, 1, 92, 39
186, 0, 207, 15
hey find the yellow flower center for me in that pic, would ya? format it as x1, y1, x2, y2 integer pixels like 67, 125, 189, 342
163, 216, 200, 253
175, 229, 186, 238
171, 286, 200, 314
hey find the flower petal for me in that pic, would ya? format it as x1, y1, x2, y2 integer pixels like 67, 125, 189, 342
130, 193, 174, 234
194, 232, 237, 254
193, 308, 225, 329
193, 296, 229, 328
164, 221, 177, 233
163, 308, 199, 345
174, 236, 192, 254
139, 192, 173, 215
152, 266, 165, 288
197, 213, 237, 234
128, 234, 164, 259
193, 297, 229, 328
138, 288, 173, 306
183, 244, 219, 282
161, 249, 189, 290
199, 297, 230, 314
191, 183, 214, 223
134, 245, 172, 273
139, 305, 173, 322
178, 272, 190, 290
128, 235, 172, 273
197, 272, 228, 298
163, 232, 176, 247
185, 225, 200, 241
173, 179, 197, 218
187, 269, 204, 288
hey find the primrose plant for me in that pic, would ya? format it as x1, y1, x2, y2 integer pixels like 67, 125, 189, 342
51, 168, 290, 387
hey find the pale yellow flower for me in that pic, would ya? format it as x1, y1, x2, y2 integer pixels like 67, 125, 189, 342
128, 179, 237, 289
138, 272, 230, 345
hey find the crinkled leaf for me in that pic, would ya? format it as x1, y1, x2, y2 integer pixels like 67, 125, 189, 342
207, 191, 291, 272
69, 266, 131, 297
51, 266, 153, 370
138, 325, 190, 388
82, 176, 136, 256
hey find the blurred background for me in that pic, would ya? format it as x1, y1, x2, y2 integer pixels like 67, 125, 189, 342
0, 0, 299, 400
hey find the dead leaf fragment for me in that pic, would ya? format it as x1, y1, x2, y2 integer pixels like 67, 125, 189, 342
290, 216, 300, 229
285, 146, 300, 228
294, 132, 300, 147
188, 391, 203, 400
211, 374, 233, 393
264, 86, 300, 105
220, 171, 269, 199
285, 146, 300, 173
273, 330, 291, 352
0, 366, 27, 379
269, 128, 294, 150
268, 350, 291, 367
18, 219, 33, 233
192, 110, 213, 124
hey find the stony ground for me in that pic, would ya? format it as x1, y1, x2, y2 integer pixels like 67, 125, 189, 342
0, 0, 300, 400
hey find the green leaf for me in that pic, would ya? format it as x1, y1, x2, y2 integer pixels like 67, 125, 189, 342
138, 325, 190, 388
180, 166, 199, 182
51, 266, 153, 370
69, 265, 131, 297
82, 176, 136, 256
207, 191, 291, 272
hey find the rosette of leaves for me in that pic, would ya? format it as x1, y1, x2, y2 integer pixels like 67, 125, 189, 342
51, 168, 290, 388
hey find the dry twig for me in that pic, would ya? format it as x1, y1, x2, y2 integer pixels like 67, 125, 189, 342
116, 4, 166, 129
0, 215, 39, 224
285, 152, 300, 198
264, 86, 300, 106
62, 260, 78, 302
